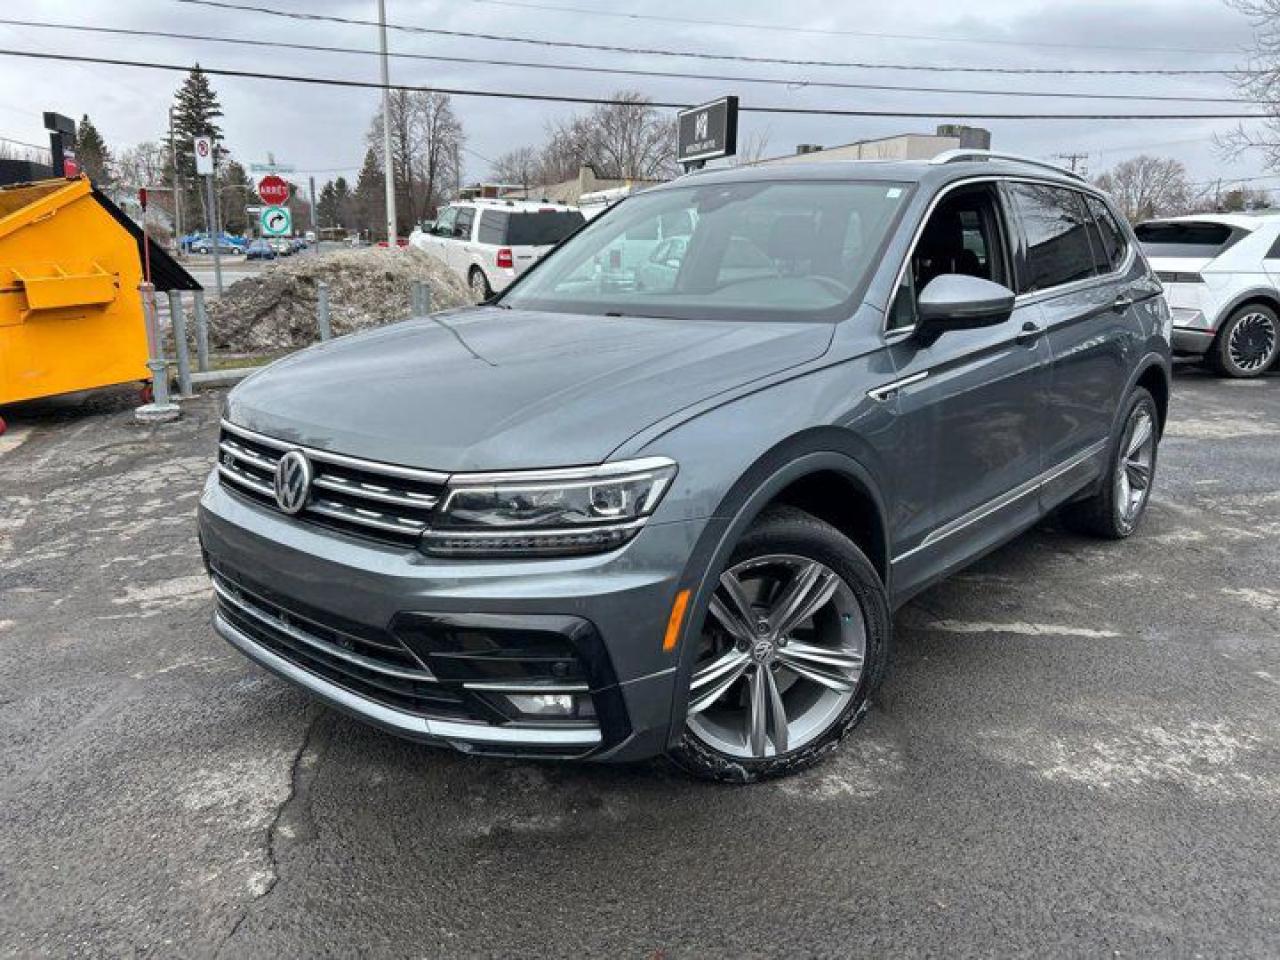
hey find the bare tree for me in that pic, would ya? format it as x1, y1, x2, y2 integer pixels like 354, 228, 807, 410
368, 91, 464, 233
1093, 156, 1198, 221
540, 91, 677, 182
115, 141, 168, 188
490, 146, 540, 189
732, 127, 773, 166
1221, 0, 1280, 165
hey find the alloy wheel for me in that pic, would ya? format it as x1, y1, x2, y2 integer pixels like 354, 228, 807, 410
685, 554, 866, 760
1115, 405, 1156, 529
1228, 311, 1278, 373
470, 272, 489, 301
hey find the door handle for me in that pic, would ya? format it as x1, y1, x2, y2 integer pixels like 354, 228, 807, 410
1015, 320, 1042, 345
1112, 294, 1134, 312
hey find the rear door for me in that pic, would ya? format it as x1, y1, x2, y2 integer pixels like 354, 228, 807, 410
446, 206, 477, 276
1004, 183, 1134, 507
505, 210, 586, 276
882, 180, 1052, 595
426, 207, 458, 267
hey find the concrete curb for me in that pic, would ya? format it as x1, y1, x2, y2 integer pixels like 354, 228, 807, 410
190, 367, 261, 388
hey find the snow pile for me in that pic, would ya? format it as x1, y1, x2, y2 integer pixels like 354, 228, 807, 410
205, 247, 472, 352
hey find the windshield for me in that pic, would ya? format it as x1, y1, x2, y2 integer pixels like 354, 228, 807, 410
499, 179, 910, 321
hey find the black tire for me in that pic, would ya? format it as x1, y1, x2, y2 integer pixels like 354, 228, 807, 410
667, 506, 891, 784
469, 268, 492, 303
1061, 387, 1160, 539
1208, 304, 1280, 378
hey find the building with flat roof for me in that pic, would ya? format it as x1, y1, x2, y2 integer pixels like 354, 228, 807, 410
755, 125, 992, 166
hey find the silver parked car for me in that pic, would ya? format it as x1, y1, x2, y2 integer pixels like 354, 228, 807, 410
200, 152, 1172, 782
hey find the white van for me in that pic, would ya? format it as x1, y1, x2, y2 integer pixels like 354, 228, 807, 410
409, 199, 586, 301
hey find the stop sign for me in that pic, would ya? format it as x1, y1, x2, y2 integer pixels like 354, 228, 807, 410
256, 174, 290, 206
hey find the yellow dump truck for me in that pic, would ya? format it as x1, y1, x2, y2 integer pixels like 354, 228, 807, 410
0, 176, 199, 428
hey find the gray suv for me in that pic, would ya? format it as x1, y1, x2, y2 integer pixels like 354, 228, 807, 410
199, 151, 1172, 782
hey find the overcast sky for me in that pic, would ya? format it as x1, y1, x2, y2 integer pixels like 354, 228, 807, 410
0, 0, 1271, 195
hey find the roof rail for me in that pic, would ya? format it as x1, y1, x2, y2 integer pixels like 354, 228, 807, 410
930, 149, 1086, 182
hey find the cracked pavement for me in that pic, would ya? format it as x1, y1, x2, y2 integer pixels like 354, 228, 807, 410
1, 366, 1278, 958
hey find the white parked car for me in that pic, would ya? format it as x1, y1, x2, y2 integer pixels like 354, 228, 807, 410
409, 199, 586, 301
1136, 213, 1280, 377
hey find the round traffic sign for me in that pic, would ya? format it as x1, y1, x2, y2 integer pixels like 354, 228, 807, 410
260, 205, 292, 236
256, 174, 290, 206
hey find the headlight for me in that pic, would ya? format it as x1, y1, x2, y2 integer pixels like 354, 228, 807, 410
421, 457, 677, 558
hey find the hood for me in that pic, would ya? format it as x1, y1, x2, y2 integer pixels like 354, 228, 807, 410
225, 307, 833, 471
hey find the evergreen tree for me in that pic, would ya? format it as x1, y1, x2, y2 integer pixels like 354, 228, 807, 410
316, 180, 339, 226
219, 159, 255, 234
165, 63, 225, 231
353, 148, 385, 239
332, 176, 353, 228
74, 114, 112, 187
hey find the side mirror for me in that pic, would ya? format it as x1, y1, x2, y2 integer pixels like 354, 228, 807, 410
916, 274, 1015, 338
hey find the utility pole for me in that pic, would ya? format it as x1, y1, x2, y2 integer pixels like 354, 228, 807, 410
378, 0, 397, 245
1056, 152, 1089, 177
168, 106, 183, 247
309, 175, 318, 249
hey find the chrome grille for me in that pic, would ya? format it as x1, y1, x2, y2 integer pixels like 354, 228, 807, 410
217, 420, 447, 545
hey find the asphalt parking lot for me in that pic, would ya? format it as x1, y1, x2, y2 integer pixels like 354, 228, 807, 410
1, 367, 1278, 958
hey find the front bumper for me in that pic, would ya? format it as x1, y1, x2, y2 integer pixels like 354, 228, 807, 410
198, 471, 706, 762
1172, 326, 1216, 356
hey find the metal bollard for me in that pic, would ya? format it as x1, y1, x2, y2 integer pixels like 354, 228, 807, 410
193, 288, 210, 373
316, 281, 332, 341
168, 290, 194, 397
135, 282, 180, 423
409, 280, 423, 317
422, 281, 431, 314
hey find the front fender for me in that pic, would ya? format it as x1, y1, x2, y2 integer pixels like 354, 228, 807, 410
658, 443, 889, 751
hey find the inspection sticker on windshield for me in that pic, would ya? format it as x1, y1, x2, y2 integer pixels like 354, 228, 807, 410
886, 188, 903, 198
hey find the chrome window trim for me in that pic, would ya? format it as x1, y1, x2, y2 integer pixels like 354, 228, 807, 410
891, 439, 1108, 565
882, 175, 1137, 338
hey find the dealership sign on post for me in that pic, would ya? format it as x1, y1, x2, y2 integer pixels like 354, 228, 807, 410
193, 136, 214, 176
676, 96, 739, 170
256, 174, 291, 206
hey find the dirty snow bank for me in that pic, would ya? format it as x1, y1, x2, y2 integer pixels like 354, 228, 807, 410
205, 247, 472, 352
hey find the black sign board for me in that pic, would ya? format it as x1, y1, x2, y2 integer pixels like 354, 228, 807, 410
677, 96, 739, 168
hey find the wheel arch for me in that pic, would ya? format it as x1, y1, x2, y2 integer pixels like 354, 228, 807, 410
664, 433, 891, 748
1214, 288, 1280, 329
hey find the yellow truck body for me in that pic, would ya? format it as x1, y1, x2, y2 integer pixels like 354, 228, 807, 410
0, 177, 149, 405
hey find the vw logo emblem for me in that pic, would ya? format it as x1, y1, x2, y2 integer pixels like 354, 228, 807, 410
751, 638, 774, 663
274, 450, 312, 515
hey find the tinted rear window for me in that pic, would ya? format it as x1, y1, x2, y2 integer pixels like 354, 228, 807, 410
477, 210, 586, 246
1087, 196, 1128, 270
1134, 221, 1242, 259
1008, 183, 1098, 293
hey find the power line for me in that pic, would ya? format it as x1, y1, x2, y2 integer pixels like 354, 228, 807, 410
0, 46, 1269, 121
0, 18, 1257, 105
0, 132, 49, 152
465, 0, 1243, 57
173, 0, 1260, 77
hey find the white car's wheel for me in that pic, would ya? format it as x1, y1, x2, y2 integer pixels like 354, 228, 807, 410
469, 269, 493, 303
1210, 305, 1280, 378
